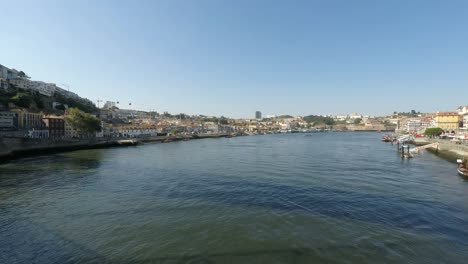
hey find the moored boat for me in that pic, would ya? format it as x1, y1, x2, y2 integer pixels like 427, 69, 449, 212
457, 159, 468, 177
381, 134, 393, 142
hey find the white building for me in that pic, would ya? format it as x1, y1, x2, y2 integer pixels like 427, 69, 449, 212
463, 113, 468, 130
0, 64, 8, 79
407, 119, 422, 132
118, 127, 158, 137
9, 78, 30, 90
349, 113, 363, 119
29, 81, 57, 96
203, 122, 219, 133
456, 106, 468, 115
1, 64, 25, 90
0, 64, 18, 80
334, 115, 349, 121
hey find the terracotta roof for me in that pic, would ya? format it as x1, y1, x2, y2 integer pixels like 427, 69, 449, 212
437, 112, 459, 116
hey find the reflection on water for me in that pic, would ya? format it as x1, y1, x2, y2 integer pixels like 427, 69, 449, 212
1, 133, 468, 263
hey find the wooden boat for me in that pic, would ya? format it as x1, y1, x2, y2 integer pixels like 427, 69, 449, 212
457, 159, 468, 177
458, 165, 468, 177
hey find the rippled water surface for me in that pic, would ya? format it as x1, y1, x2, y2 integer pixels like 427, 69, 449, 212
1, 133, 468, 263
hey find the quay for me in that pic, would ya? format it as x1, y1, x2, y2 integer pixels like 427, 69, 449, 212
412, 137, 468, 161
0, 133, 235, 161
382, 133, 468, 161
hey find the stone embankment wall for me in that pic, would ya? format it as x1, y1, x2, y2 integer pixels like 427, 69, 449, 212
414, 138, 468, 160
0, 137, 113, 159
0, 133, 231, 160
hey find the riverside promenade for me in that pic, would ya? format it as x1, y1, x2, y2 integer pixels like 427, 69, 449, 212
413, 137, 468, 160
0, 133, 232, 161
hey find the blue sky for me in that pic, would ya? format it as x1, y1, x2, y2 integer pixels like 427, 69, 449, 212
1, 0, 468, 118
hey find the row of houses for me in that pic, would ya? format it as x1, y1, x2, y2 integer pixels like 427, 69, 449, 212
0, 110, 73, 139
1, 64, 79, 98
400, 106, 468, 133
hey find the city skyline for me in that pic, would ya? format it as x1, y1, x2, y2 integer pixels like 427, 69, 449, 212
1, 0, 468, 117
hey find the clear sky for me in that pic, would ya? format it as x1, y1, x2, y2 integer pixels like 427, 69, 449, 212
1, 0, 468, 118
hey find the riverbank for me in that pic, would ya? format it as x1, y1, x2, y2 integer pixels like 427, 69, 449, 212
0, 133, 235, 162
413, 138, 468, 162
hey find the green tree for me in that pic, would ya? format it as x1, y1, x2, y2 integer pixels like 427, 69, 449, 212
353, 118, 362, 124
11, 93, 32, 108
55, 104, 66, 111
324, 117, 335, 126
65, 108, 101, 137
32, 94, 45, 109
219, 116, 228, 125
304, 115, 335, 126
424, 127, 443, 138
170, 128, 178, 135
54, 92, 97, 113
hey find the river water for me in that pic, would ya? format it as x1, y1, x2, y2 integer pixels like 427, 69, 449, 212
1, 133, 467, 263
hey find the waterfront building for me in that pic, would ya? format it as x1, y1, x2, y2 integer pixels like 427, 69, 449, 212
12, 110, 44, 129
420, 116, 435, 131
407, 119, 422, 132
0, 111, 18, 130
64, 121, 77, 138
118, 126, 158, 138
42, 116, 65, 138
463, 113, 468, 130
203, 122, 219, 133
28, 129, 50, 139
435, 112, 462, 132
255, 111, 262, 120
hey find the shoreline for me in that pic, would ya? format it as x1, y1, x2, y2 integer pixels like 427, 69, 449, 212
1, 131, 396, 163
411, 138, 468, 163
0, 133, 234, 162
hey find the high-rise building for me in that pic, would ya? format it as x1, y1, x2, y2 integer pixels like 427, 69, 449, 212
255, 111, 262, 120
